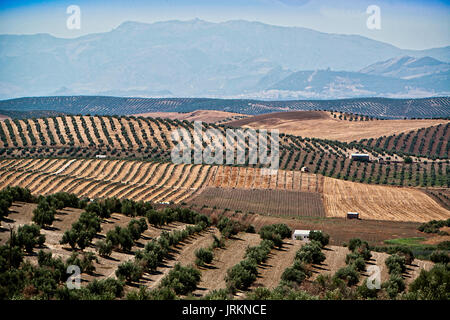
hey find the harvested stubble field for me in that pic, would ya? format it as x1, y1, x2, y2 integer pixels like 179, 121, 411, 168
226, 111, 450, 142
131, 110, 247, 123
188, 187, 326, 218
0, 159, 324, 206
208, 165, 323, 193
323, 177, 450, 222
0, 158, 215, 204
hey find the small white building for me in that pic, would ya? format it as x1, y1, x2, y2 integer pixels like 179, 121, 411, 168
347, 212, 360, 219
292, 230, 311, 241
350, 153, 370, 161
96, 155, 107, 159
301, 166, 309, 173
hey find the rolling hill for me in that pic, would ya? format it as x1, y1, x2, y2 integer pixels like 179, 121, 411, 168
0, 96, 449, 119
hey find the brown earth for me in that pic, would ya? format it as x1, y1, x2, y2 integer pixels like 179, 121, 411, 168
0, 202, 436, 297
132, 110, 247, 123
323, 177, 450, 222
226, 111, 449, 142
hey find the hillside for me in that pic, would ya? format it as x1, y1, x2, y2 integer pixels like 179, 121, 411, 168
0, 196, 437, 300
268, 69, 450, 99
226, 111, 449, 142
131, 110, 247, 124
0, 115, 448, 188
1, 158, 448, 223
1, 96, 449, 119
359, 56, 450, 79
359, 122, 450, 159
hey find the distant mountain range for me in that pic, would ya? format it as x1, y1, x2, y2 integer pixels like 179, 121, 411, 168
0, 19, 449, 100
265, 56, 450, 99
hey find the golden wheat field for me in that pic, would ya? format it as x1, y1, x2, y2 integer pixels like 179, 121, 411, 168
323, 177, 450, 222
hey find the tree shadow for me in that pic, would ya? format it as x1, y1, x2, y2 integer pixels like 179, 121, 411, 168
44, 226, 60, 231
134, 242, 145, 249
1, 217, 15, 224
201, 264, 218, 270
312, 265, 330, 271
101, 255, 119, 262
93, 234, 106, 240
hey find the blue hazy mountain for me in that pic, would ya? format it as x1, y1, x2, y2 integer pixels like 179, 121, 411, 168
268, 67, 450, 99
359, 56, 450, 79
0, 19, 449, 99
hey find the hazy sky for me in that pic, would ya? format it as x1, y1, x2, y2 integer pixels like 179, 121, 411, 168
0, 0, 449, 50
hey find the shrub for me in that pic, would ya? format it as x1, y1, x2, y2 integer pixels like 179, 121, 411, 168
127, 218, 148, 241
66, 252, 98, 274
217, 217, 240, 238
430, 250, 449, 263
295, 241, 325, 265
348, 238, 363, 252
96, 240, 113, 258
437, 241, 450, 250
14, 224, 45, 253
135, 250, 159, 273
85, 278, 124, 299
225, 259, 258, 291
0, 244, 23, 274
309, 231, 330, 248
357, 279, 379, 299
32, 199, 56, 228
211, 235, 226, 249
245, 225, 256, 234
382, 274, 405, 299
106, 226, 134, 252
195, 248, 214, 267
333, 265, 360, 286
385, 254, 406, 275
115, 260, 143, 283
203, 289, 233, 300
244, 240, 273, 265
160, 263, 201, 295
406, 263, 450, 300
281, 261, 310, 284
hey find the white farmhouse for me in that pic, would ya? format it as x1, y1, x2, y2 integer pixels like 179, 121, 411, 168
292, 230, 311, 241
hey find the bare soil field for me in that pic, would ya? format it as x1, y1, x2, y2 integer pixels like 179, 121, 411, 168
226, 111, 449, 142
188, 187, 326, 218
193, 232, 261, 296
251, 239, 304, 290
323, 177, 450, 222
0, 201, 189, 287
132, 110, 247, 123
194, 208, 433, 246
